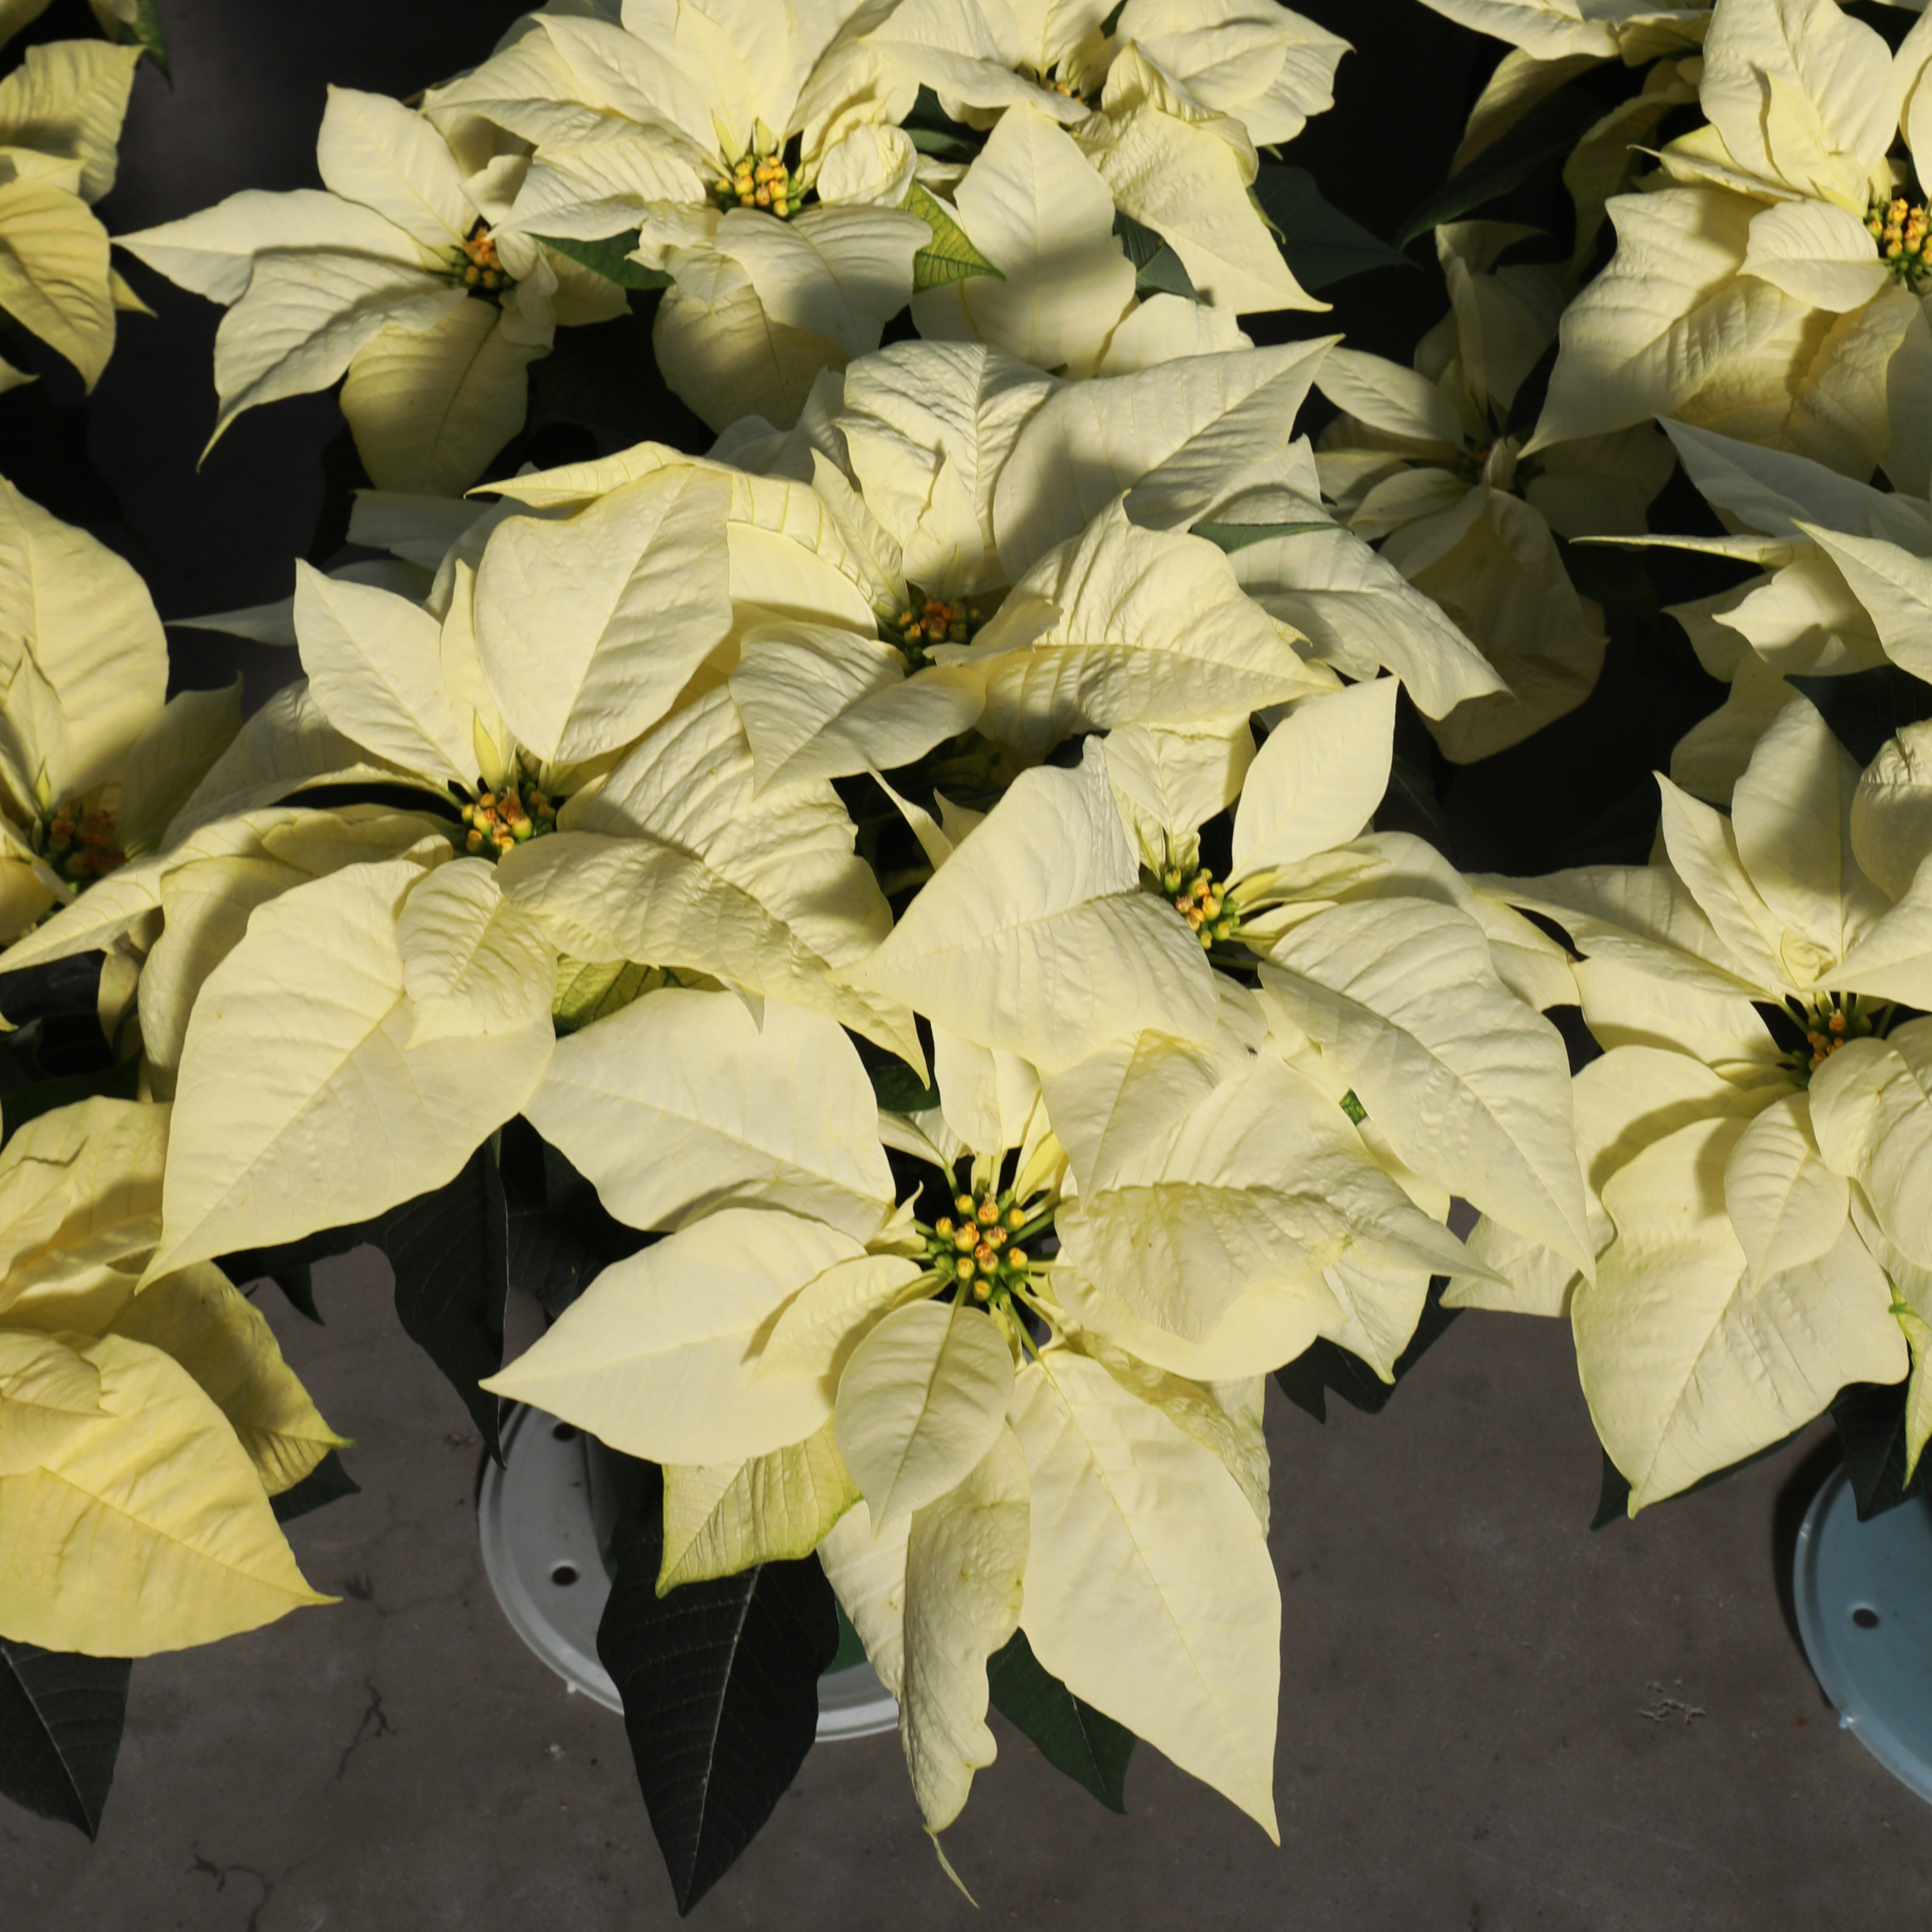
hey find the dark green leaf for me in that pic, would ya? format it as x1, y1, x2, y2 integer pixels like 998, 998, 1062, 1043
1591, 1450, 1631, 1529
987, 1627, 1133, 1813
1275, 1276, 1461, 1424
534, 232, 672, 291
499, 1116, 649, 1320
904, 84, 982, 164
0, 953, 104, 1027
1789, 666, 1932, 767
907, 182, 1004, 292
1832, 1380, 1926, 1520
597, 1464, 837, 1914
1555, 775, 1662, 868
305, 422, 370, 566
119, 0, 169, 76
0, 1640, 130, 1839
1112, 211, 1199, 302
1396, 86, 1607, 247
1253, 165, 1413, 291
382, 1145, 510, 1461
217, 1147, 513, 1456
271, 1448, 360, 1524
1382, 750, 1452, 845
0, 1054, 139, 1144
1560, 538, 1658, 619
1189, 519, 1330, 555
530, 296, 709, 448
868, 1058, 939, 1115
266, 1265, 321, 1324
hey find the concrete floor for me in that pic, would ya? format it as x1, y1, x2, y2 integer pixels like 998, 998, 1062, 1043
8, 1248, 1928, 1931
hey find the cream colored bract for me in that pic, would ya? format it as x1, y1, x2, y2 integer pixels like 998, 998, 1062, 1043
118, 86, 627, 493
1476, 700, 1932, 1507
1532, 0, 1932, 483
0, 38, 141, 389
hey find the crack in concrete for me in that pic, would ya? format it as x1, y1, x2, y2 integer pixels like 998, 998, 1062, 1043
334, 1679, 397, 1783
187, 1844, 276, 1931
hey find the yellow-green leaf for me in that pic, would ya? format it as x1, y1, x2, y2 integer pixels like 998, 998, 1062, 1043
0, 1329, 332, 1656
657, 1419, 859, 1593
107, 1262, 348, 1495
907, 180, 1005, 293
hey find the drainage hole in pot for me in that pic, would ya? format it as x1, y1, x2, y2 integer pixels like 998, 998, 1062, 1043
551, 1422, 578, 1442
551, 1562, 579, 1587
1852, 1606, 1880, 1630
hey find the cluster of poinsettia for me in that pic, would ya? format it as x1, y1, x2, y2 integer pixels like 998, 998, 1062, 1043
0, 323, 1597, 1851
18, 0, 1932, 1894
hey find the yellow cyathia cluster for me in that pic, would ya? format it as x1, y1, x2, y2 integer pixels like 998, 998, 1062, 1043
461, 772, 557, 858
924, 1187, 1041, 1303
892, 594, 980, 656
1161, 863, 1239, 949
1870, 195, 1932, 285
448, 221, 512, 293
714, 141, 803, 218
1790, 991, 1888, 1077
33, 805, 126, 887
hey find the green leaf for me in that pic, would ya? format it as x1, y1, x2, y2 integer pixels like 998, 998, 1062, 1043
903, 85, 983, 165
907, 181, 1004, 293
1189, 519, 1330, 555
530, 296, 708, 448
1338, 1089, 1368, 1127
217, 1147, 513, 1459
867, 1057, 939, 1115
1591, 1449, 1632, 1529
1789, 666, 1932, 768
1396, 86, 1607, 248
1252, 165, 1413, 291
534, 232, 672, 292
1112, 211, 1199, 302
1, 1054, 139, 1146
0, 1639, 130, 1839
382, 1145, 511, 1462
597, 1464, 838, 1914
1381, 750, 1453, 846
499, 1116, 649, 1320
1274, 1276, 1461, 1424
553, 959, 669, 1034
270, 1447, 361, 1524
267, 1265, 321, 1325
987, 1626, 1133, 1814
1832, 1380, 1927, 1521
1559, 536, 1658, 619
124, 0, 169, 77
0, 953, 115, 1085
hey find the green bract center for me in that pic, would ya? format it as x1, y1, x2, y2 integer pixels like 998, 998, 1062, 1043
713, 145, 803, 218
33, 803, 125, 887
921, 1183, 1051, 1308
445, 220, 513, 295
1785, 991, 1889, 1078
1870, 195, 1932, 287
1159, 862, 1240, 950
461, 758, 558, 860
